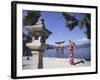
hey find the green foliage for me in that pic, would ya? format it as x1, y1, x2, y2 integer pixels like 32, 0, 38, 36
23, 10, 41, 26
62, 12, 91, 39
63, 13, 78, 31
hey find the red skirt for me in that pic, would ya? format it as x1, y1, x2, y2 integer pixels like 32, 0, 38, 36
69, 51, 74, 65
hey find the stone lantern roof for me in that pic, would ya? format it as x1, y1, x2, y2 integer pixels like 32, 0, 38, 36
25, 17, 52, 39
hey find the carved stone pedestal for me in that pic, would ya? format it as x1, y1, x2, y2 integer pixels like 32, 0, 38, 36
31, 51, 43, 69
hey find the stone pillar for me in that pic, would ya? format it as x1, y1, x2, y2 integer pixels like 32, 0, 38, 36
38, 51, 43, 69
31, 51, 40, 69
31, 51, 43, 69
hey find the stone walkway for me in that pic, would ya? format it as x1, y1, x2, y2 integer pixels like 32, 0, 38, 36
22, 57, 90, 70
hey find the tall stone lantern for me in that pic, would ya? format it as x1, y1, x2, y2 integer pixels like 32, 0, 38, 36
25, 17, 51, 69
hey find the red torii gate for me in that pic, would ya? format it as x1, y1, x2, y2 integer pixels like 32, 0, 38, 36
55, 41, 65, 53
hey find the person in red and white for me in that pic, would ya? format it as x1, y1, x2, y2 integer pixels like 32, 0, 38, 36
68, 40, 77, 65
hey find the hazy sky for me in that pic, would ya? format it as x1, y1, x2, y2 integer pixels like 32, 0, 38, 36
41, 11, 90, 45
23, 10, 90, 45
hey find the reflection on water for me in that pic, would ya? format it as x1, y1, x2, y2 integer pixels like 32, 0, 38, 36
43, 47, 91, 60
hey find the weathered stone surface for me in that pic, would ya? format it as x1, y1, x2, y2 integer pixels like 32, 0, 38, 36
25, 17, 51, 69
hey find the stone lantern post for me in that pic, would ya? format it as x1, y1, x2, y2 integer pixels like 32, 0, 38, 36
25, 18, 51, 69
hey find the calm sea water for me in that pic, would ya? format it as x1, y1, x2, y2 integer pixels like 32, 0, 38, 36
43, 47, 91, 60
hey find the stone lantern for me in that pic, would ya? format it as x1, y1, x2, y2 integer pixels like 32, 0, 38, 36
25, 17, 51, 69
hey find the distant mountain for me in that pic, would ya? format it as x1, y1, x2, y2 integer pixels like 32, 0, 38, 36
65, 43, 90, 49
77, 43, 90, 48
47, 43, 90, 50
